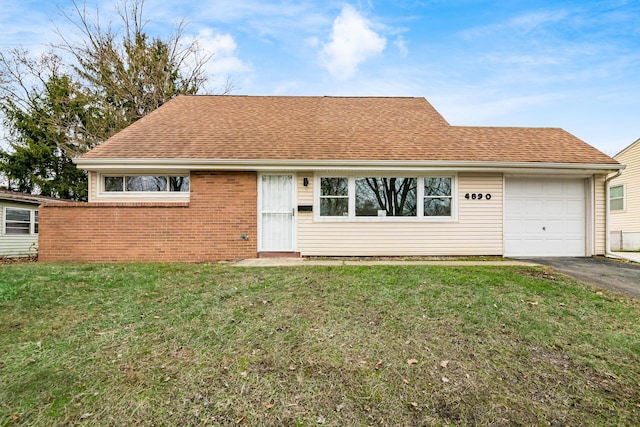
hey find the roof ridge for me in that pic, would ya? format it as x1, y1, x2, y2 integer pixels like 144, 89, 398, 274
178, 94, 425, 99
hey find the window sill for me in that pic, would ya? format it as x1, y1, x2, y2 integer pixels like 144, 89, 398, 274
313, 216, 458, 223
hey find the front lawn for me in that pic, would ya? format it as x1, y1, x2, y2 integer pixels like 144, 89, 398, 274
1, 263, 639, 426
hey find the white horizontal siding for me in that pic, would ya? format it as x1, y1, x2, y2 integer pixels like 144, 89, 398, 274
297, 175, 313, 205
1, 201, 39, 257
0, 235, 38, 257
594, 174, 606, 254
89, 171, 98, 202
297, 173, 504, 256
611, 146, 640, 233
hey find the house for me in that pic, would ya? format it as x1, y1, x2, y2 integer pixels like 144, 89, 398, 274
38, 95, 621, 262
0, 190, 64, 257
609, 138, 640, 250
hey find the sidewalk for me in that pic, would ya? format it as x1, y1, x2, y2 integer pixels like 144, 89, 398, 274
610, 252, 640, 263
232, 258, 540, 267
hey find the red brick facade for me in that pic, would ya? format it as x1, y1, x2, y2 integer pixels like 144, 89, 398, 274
38, 171, 258, 262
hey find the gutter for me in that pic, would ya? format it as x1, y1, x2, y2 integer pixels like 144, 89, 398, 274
74, 158, 624, 174
605, 169, 623, 258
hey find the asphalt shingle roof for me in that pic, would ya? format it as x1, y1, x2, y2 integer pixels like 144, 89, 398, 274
81, 95, 617, 165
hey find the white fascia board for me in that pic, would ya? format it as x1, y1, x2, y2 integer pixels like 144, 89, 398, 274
74, 158, 624, 174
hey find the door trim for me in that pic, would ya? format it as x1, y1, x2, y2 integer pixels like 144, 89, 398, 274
257, 173, 297, 252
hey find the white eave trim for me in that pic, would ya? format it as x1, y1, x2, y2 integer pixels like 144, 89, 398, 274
74, 158, 624, 174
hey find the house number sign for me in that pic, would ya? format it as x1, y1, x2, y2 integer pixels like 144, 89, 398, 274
464, 193, 492, 200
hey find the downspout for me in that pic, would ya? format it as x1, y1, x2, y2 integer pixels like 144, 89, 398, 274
605, 170, 622, 257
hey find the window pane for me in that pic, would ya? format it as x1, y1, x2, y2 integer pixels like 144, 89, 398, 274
424, 198, 452, 216
104, 176, 124, 192
6, 208, 30, 222
169, 176, 190, 192
610, 185, 624, 198
126, 176, 167, 192
355, 178, 417, 217
320, 198, 348, 216
424, 177, 452, 196
610, 198, 624, 211
34, 211, 38, 234
5, 222, 30, 235
321, 178, 348, 196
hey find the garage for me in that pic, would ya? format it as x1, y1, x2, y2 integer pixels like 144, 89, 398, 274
504, 177, 586, 257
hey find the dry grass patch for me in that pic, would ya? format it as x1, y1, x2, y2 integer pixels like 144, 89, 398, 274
1, 263, 639, 426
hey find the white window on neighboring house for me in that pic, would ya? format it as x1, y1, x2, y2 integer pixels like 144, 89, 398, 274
4, 207, 38, 235
610, 185, 624, 211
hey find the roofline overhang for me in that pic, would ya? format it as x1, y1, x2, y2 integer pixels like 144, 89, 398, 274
0, 194, 64, 204
74, 158, 623, 174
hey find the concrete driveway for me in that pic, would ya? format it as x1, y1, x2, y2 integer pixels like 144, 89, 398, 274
523, 257, 640, 300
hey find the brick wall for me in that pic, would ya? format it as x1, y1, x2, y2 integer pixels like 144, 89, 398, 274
38, 171, 258, 262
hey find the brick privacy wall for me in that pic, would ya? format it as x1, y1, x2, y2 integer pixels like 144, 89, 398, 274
38, 171, 258, 262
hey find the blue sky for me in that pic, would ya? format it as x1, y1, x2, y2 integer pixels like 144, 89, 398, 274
1, 0, 639, 156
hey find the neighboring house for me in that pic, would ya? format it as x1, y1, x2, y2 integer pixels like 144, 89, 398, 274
0, 190, 64, 257
609, 138, 640, 250
38, 96, 621, 262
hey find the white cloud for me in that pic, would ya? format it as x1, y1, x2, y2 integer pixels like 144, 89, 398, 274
320, 5, 386, 80
394, 35, 408, 57
182, 29, 250, 91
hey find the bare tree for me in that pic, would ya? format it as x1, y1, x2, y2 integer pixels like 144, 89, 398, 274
55, 0, 219, 139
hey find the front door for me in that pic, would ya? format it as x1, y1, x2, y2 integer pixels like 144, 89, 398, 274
259, 174, 295, 252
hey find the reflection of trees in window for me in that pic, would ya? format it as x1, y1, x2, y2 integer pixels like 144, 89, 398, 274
126, 176, 167, 191
104, 175, 189, 192
104, 176, 124, 192
424, 177, 452, 216
320, 178, 348, 216
170, 176, 190, 192
356, 178, 417, 216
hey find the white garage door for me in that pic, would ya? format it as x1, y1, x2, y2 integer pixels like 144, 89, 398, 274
504, 178, 586, 257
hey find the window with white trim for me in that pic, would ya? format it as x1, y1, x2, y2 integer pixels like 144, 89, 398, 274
610, 185, 624, 211
4, 207, 38, 235
103, 175, 190, 192
355, 177, 417, 217
320, 178, 349, 216
317, 175, 455, 220
424, 177, 452, 216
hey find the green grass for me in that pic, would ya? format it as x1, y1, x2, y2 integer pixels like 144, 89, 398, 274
1, 263, 639, 426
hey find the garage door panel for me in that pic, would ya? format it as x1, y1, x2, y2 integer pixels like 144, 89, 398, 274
545, 200, 564, 216
545, 181, 564, 195
505, 178, 585, 257
561, 239, 586, 256
505, 199, 524, 215
544, 220, 563, 233
524, 220, 543, 233
564, 180, 585, 193
524, 200, 543, 214
565, 199, 584, 214
565, 220, 584, 234
524, 181, 543, 195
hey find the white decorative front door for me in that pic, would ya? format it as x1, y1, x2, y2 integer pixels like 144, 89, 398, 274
259, 174, 295, 251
